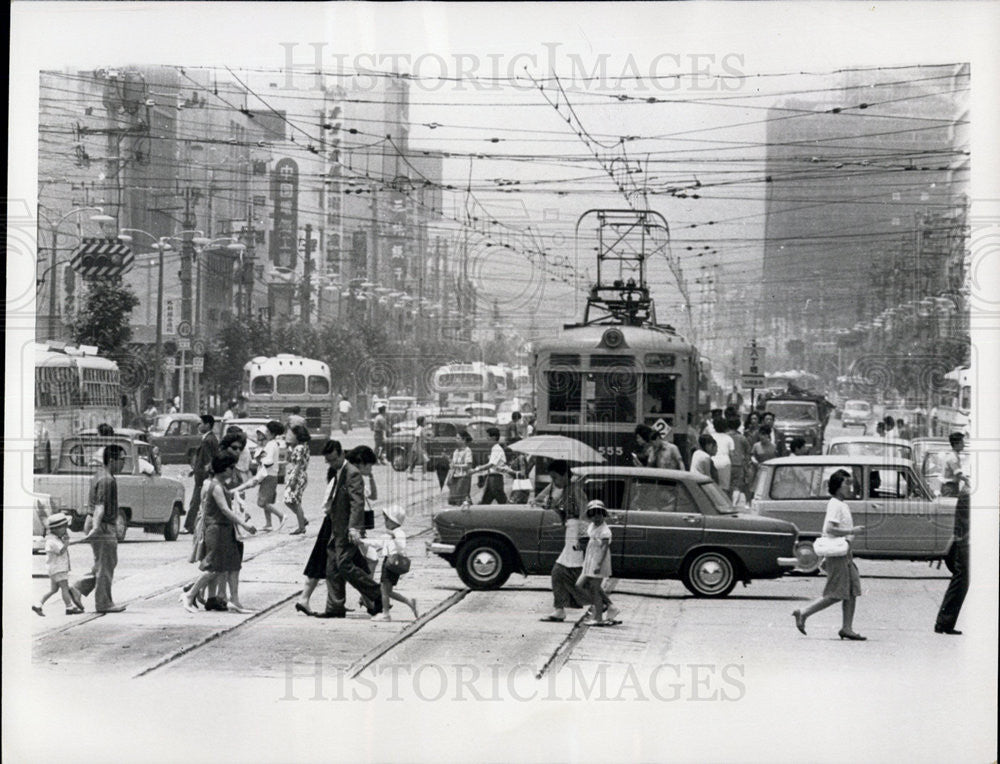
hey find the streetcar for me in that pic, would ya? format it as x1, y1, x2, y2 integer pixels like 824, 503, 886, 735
34, 342, 122, 473
531, 210, 702, 465
241, 355, 333, 452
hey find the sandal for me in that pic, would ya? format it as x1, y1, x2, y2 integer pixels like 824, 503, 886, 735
32, 605, 45, 617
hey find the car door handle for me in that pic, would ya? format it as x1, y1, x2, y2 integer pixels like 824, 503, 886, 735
870, 503, 882, 510
683, 515, 699, 524
609, 513, 623, 523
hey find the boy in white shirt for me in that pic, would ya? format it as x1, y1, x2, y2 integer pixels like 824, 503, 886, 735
367, 504, 419, 622
690, 434, 717, 480
33, 513, 85, 616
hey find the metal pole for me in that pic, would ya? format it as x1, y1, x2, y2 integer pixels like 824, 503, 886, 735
179, 347, 186, 412
49, 229, 59, 339
155, 241, 165, 404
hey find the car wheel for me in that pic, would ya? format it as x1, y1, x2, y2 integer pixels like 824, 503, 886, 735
163, 503, 181, 541
456, 538, 513, 590
390, 448, 408, 472
114, 509, 128, 542
682, 549, 737, 597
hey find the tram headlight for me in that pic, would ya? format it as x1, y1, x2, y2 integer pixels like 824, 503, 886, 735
601, 328, 625, 349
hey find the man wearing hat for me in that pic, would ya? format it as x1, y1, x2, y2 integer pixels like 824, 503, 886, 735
184, 414, 220, 534
73, 445, 127, 613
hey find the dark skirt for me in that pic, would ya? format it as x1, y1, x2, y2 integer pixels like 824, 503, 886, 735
551, 562, 589, 609
303, 515, 333, 580
448, 475, 472, 505
821, 550, 862, 600
200, 524, 242, 573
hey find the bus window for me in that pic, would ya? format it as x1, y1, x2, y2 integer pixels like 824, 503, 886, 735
585, 371, 636, 424
960, 386, 971, 411
308, 375, 330, 395
546, 369, 582, 424
276, 375, 306, 395
251, 375, 274, 394
645, 374, 677, 417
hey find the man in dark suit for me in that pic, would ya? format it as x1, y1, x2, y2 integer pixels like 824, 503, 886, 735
318, 440, 383, 618
184, 414, 219, 534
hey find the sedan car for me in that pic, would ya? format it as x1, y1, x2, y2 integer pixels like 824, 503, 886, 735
385, 417, 499, 472
750, 455, 957, 572
146, 413, 205, 464
429, 466, 799, 598
841, 399, 873, 428
824, 436, 913, 461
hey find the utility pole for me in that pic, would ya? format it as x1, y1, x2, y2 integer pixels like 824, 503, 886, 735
180, 186, 198, 324
302, 222, 314, 323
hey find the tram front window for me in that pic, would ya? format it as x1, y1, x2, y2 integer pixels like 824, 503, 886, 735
546, 370, 582, 424
645, 374, 677, 422
585, 372, 636, 424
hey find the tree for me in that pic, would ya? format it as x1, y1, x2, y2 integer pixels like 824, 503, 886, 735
205, 315, 273, 399
70, 275, 140, 356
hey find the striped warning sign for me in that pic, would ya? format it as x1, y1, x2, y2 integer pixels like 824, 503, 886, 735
70, 238, 134, 279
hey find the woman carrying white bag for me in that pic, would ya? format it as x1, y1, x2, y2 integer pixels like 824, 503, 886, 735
793, 469, 867, 640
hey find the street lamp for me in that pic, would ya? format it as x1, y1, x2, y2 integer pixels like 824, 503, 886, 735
119, 229, 172, 404
39, 206, 113, 340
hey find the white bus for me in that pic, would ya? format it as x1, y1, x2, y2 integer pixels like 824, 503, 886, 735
930, 366, 970, 437
242, 355, 333, 448
431, 362, 498, 409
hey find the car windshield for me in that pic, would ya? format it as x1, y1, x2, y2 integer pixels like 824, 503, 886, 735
698, 481, 737, 513
829, 442, 912, 460
765, 402, 819, 421
845, 402, 870, 412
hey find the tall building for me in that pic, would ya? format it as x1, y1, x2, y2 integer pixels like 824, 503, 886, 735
760, 64, 969, 352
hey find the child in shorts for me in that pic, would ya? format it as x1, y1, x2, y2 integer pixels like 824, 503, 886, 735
576, 500, 621, 626
369, 504, 419, 622
33, 513, 84, 616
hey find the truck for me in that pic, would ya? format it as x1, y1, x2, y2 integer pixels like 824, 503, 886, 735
33, 435, 186, 542
757, 387, 835, 455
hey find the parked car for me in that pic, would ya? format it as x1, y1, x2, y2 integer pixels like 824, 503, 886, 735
33, 435, 186, 542
146, 413, 205, 464
840, 399, 873, 428
463, 402, 498, 422
384, 417, 500, 472
910, 437, 952, 497
224, 418, 288, 482
428, 466, 799, 597
750, 455, 958, 572
824, 436, 913, 461
386, 396, 417, 428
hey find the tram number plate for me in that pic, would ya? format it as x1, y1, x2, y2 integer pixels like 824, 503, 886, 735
597, 445, 624, 457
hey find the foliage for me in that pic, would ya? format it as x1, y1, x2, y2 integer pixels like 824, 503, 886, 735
69, 275, 140, 356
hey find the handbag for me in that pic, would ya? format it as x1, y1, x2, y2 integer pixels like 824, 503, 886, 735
511, 477, 533, 492
384, 552, 411, 576
363, 497, 376, 530
813, 536, 849, 557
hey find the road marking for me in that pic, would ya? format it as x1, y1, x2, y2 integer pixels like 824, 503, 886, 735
535, 579, 619, 679
133, 591, 301, 678
345, 589, 469, 679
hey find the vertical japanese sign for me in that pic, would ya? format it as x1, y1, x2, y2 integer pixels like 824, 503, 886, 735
388, 190, 408, 289
741, 340, 766, 388
270, 158, 299, 269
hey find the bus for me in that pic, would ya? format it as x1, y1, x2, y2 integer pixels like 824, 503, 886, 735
431, 362, 498, 409
929, 366, 970, 437
242, 355, 333, 451
34, 343, 122, 473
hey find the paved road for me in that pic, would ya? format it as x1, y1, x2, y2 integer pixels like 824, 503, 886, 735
20, 423, 994, 760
